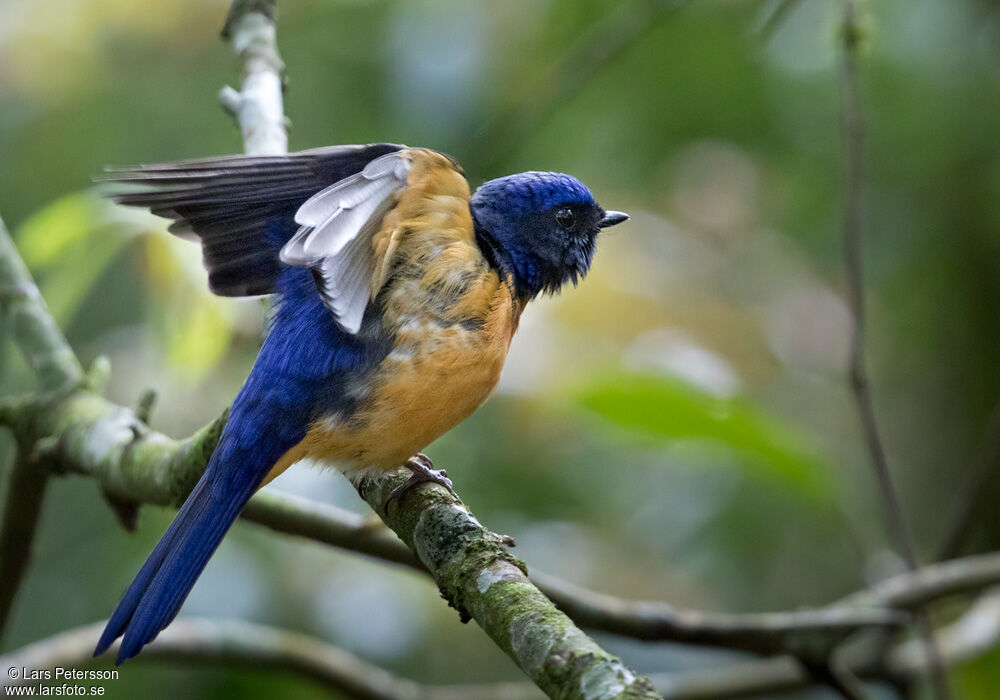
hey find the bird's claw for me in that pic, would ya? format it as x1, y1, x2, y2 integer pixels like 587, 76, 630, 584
386, 453, 458, 507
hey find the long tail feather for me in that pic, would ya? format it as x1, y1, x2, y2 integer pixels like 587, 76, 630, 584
94, 465, 258, 664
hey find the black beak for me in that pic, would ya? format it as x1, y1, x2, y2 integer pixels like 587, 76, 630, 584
598, 210, 629, 229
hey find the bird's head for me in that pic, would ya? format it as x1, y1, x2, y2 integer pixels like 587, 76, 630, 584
469, 171, 628, 300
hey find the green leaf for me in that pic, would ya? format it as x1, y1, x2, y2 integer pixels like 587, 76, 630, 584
15, 191, 105, 266
574, 372, 833, 498
15, 192, 144, 323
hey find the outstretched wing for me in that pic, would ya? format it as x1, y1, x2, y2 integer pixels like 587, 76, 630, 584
102, 145, 469, 335
279, 151, 412, 333
101, 143, 404, 302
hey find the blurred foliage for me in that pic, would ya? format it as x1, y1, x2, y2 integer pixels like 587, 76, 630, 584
576, 372, 833, 497
15, 191, 259, 380
1, 0, 999, 697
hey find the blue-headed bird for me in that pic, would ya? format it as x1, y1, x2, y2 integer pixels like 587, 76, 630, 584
94, 144, 628, 663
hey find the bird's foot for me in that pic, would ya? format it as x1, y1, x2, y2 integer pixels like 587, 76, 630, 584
387, 453, 458, 506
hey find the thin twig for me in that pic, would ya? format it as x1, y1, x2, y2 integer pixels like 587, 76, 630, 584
529, 570, 902, 655
840, 0, 915, 574
649, 588, 1000, 699
838, 3, 951, 698
0, 449, 50, 644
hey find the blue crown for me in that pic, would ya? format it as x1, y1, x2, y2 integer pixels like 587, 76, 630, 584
471, 172, 596, 217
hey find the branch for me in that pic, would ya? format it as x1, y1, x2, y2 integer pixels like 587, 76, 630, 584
840, 0, 915, 581
836, 32, 947, 695
352, 474, 660, 699
0, 214, 85, 642
529, 572, 900, 656
0, 450, 49, 643
244, 490, 905, 655
646, 588, 1000, 699
838, 4, 951, 697
243, 490, 421, 570
219, 0, 287, 156
0, 217, 83, 393
0, 619, 543, 700
7, 591, 1000, 700
17, 411, 1000, 655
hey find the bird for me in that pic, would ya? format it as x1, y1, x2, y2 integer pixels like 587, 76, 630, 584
92, 143, 628, 664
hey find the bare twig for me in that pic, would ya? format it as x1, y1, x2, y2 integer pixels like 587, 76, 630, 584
219, 0, 287, 156
838, 3, 951, 697
836, 551, 1000, 609
648, 588, 1000, 699
840, 0, 915, 575
0, 450, 49, 644
1, 619, 543, 700
529, 571, 902, 656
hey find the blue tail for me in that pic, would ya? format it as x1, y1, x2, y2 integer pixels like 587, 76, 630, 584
94, 267, 379, 663
93, 462, 258, 663
94, 370, 310, 663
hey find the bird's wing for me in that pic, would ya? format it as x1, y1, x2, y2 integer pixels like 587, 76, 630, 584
101, 143, 405, 298
103, 145, 467, 335
279, 151, 413, 334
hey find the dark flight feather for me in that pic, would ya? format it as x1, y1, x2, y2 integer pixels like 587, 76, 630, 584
100, 143, 404, 297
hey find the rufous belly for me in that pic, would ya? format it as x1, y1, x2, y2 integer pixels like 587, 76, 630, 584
261, 282, 518, 485
316, 330, 506, 473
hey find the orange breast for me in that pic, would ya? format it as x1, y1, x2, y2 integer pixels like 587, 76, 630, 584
269, 274, 520, 479
336, 275, 518, 471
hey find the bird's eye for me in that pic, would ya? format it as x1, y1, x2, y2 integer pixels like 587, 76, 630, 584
555, 208, 575, 229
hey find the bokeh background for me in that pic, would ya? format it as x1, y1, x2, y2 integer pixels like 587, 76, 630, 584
2, 0, 999, 697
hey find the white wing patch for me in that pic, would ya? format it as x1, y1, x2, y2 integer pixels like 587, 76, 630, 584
280, 152, 411, 334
